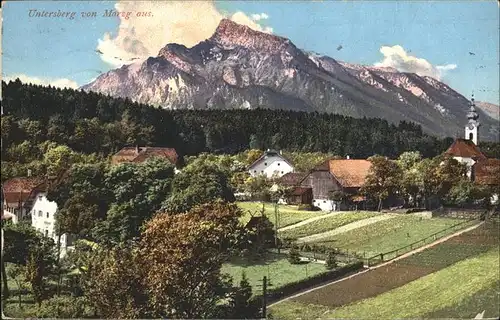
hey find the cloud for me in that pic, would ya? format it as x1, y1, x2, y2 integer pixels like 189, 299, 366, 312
251, 13, 269, 21
374, 45, 457, 80
3, 74, 79, 89
97, 1, 272, 67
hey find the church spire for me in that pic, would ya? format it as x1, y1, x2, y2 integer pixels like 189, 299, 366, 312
465, 94, 480, 145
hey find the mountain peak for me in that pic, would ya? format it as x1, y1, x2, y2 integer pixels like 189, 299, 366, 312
211, 18, 289, 53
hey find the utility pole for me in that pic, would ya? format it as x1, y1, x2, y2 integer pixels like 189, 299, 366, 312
274, 202, 280, 254
262, 276, 267, 319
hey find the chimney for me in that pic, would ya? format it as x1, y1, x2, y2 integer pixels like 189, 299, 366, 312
27, 169, 32, 177
346, 155, 350, 160
279, 150, 282, 155
136, 145, 140, 154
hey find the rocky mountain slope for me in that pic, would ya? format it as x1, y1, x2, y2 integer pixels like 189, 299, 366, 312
82, 19, 499, 140
476, 101, 499, 121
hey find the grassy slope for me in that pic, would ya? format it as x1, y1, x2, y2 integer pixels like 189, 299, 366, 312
221, 253, 327, 294
270, 248, 499, 319
423, 280, 500, 319
311, 216, 470, 257
279, 211, 380, 240
237, 202, 324, 228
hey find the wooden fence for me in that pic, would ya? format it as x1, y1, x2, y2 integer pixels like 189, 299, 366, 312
364, 218, 478, 267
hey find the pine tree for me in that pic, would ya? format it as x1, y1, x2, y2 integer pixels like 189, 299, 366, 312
325, 251, 338, 270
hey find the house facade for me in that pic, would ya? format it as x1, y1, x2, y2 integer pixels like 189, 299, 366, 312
300, 159, 371, 211
248, 149, 294, 178
31, 191, 73, 257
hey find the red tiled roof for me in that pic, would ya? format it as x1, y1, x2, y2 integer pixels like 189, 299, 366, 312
111, 146, 178, 165
279, 172, 305, 186
329, 159, 372, 188
445, 139, 486, 159
2, 177, 44, 204
473, 158, 500, 186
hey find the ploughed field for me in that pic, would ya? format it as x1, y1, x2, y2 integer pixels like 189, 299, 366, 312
269, 220, 499, 319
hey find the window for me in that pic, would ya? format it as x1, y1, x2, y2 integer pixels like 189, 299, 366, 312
45, 230, 49, 237
264, 162, 267, 166
254, 170, 257, 173
281, 171, 284, 174
38, 210, 42, 217
469, 132, 474, 140
38, 195, 42, 201
277, 163, 280, 166
46, 212, 50, 218
323, 200, 326, 203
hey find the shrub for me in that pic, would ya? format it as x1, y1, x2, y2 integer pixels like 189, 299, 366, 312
288, 246, 301, 264
325, 251, 338, 270
35, 296, 95, 318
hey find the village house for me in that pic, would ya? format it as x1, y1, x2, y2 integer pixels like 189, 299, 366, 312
299, 158, 371, 211
30, 187, 74, 257
2, 176, 44, 223
273, 172, 312, 205
248, 149, 294, 178
111, 146, 179, 166
2, 176, 73, 256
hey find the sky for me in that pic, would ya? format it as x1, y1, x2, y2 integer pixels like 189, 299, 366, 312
2, 0, 499, 104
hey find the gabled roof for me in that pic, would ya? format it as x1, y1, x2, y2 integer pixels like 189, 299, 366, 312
2, 177, 44, 204
248, 150, 293, 169
328, 159, 372, 188
111, 146, 178, 165
444, 139, 486, 159
473, 158, 500, 186
279, 172, 305, 186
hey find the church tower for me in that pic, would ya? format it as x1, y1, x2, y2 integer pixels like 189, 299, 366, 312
465, 96, 480, 145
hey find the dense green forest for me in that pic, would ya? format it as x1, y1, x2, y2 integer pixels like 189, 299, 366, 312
2, 79, 499, 164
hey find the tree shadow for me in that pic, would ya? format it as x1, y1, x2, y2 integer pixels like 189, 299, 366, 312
228, 252, 283, 267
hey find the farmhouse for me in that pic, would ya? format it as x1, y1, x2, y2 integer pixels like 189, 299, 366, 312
248, 149, 294, 178
300, 158, 371, 211
2, 176, 44, 223
111, 146, 179, 166
30, 187, 74, 256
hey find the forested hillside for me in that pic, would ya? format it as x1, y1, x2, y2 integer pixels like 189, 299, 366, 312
2, 79, 497, 165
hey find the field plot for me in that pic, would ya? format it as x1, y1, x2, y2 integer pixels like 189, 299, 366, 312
321, 249, 499, 319
279, 211, 380, 240
309, 216, 471, 257
269, 221, 499, 320
222, 253, 327, 294
237, 202, 324, 227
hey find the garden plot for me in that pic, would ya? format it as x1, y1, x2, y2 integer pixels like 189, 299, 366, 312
279, 211, 381, 240
309, 216, 470, 257
221, 253, 327, 295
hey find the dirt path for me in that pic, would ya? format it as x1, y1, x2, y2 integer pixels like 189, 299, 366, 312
278, 212, 342, 232
296, 214, 396, 243
269, 221, 484, 308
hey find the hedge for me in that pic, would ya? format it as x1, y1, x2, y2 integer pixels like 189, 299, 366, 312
251, 261, 364, 305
